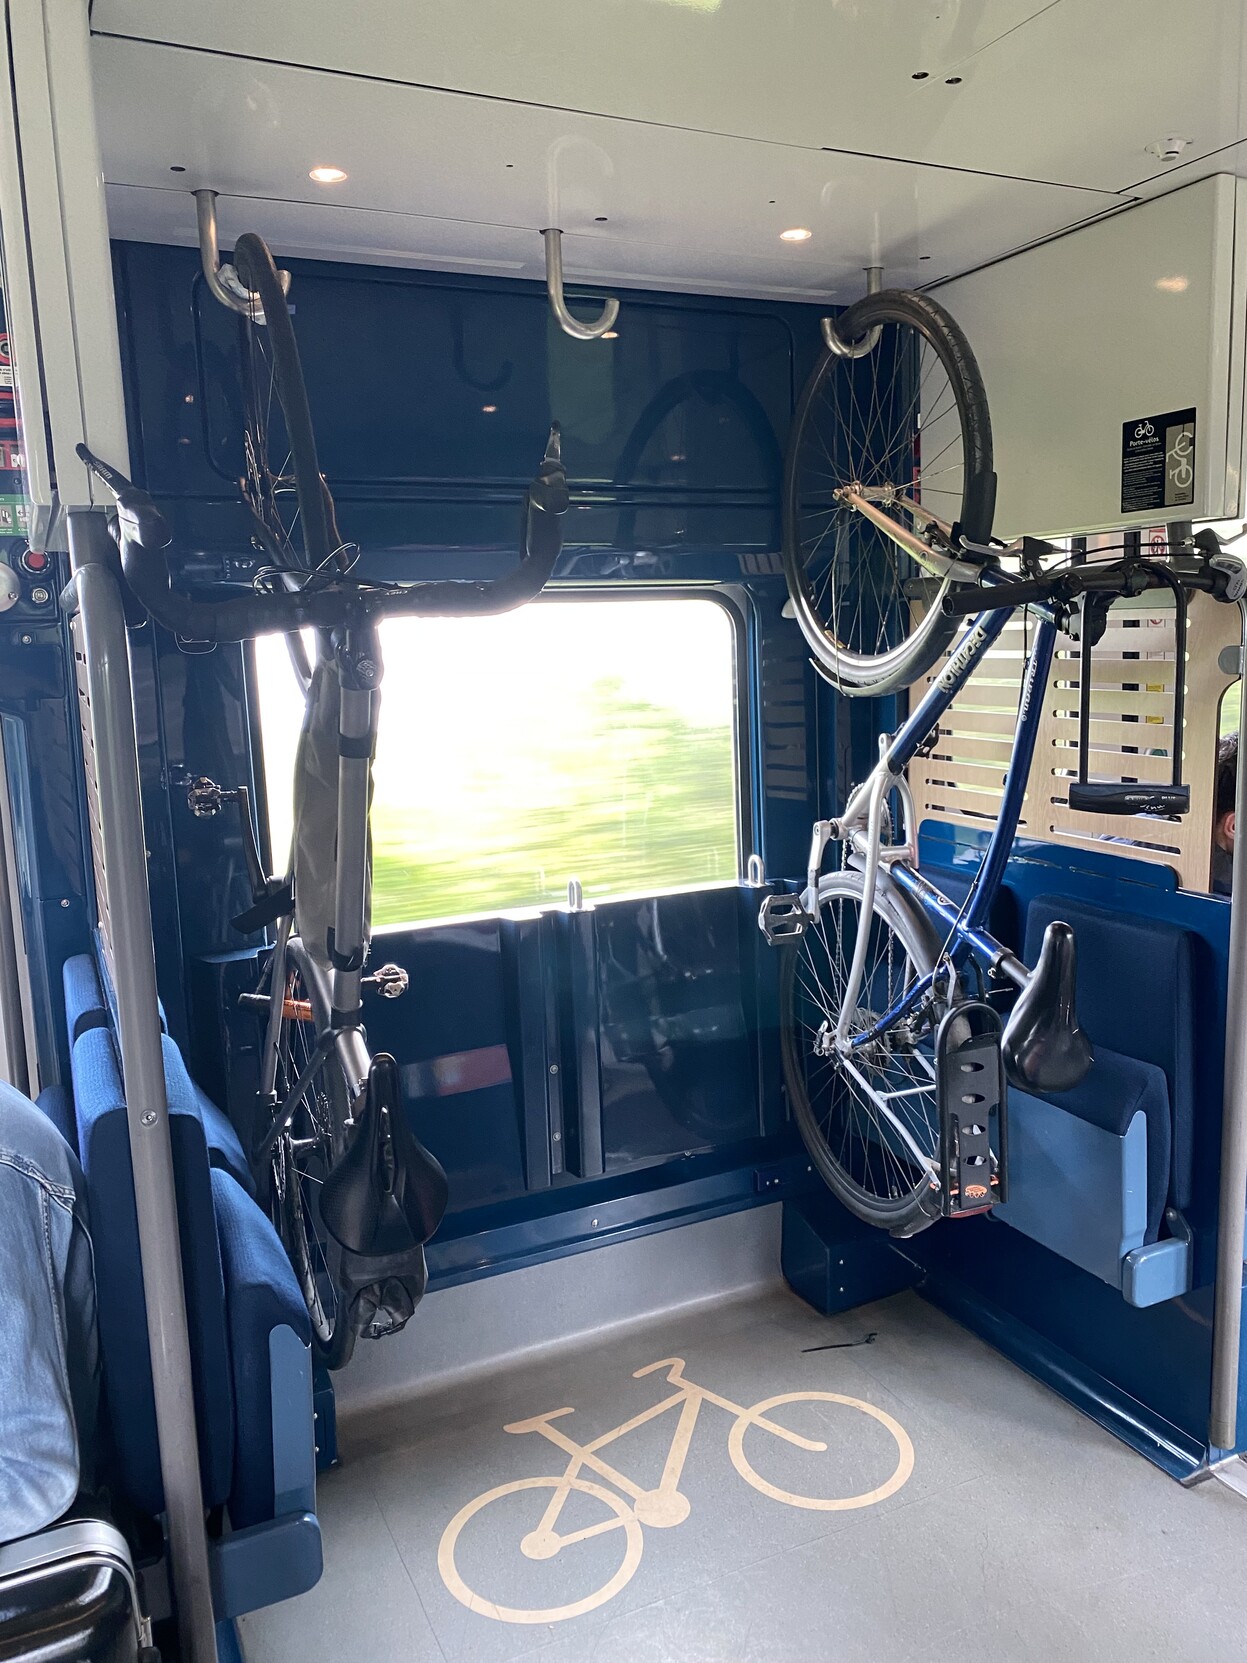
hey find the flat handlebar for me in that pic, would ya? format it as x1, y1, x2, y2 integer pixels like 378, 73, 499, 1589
940, 559, 1224, 619
76, 427, 570, 642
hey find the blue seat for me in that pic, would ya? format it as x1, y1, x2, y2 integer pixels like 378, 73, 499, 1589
64, 950, 255, 1196
210, 1169, 313, 1528
1024, 895, 1194, 1212
161, 1035, 255, 1198
63, 954, 108, 1043
70, 1021, 321, 1616
72, 1025, 235, 1516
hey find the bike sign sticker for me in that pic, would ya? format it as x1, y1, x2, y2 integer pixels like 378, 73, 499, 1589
437, 1356, 914, 1625
1121, 407, 1196, 514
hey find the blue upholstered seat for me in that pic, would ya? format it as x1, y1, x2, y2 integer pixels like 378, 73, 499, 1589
1024, 895, 1194, 1212
62, 954, 108, 1043
69, 1010, 320, 1614
71, 1025, 235, 1515
210, 1169, 312, 1529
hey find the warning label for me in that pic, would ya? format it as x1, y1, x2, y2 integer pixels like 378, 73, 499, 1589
1121, 407, 1196, 514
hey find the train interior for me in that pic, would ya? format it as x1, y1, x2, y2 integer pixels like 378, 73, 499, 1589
2, 3, 1247, 1660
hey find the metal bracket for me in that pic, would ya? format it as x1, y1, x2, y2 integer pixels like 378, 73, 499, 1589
194, 189, 291, 324
821, 265, 884, 359
746, 852, 766, 886
540, 228, 620, 341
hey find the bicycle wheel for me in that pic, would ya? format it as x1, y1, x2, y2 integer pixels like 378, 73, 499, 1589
783, 288, 994, 696
728, 1390, 914, 1511
780, 870, 948, 1233
270, 937, 356, 1370
232, 232, 341, 582
438, 1476, 644, 1625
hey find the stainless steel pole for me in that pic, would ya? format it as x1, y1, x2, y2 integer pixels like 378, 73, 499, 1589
0, 779, 30, 1096
1210, 598, 1247, 1452
68, 511, 219, 1662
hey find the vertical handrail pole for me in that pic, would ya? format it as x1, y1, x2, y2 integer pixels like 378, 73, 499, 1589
0, 780, 30, 1096
68, 512, 219, 1662
1210, 598, 1247, 1451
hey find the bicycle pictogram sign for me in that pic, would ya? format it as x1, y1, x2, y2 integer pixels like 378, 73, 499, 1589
437, 1355, 915, 1625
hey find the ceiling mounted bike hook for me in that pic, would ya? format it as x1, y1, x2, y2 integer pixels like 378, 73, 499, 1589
540, 227, 620, 342
821, 265, 884, 359
193, 189, 291, 324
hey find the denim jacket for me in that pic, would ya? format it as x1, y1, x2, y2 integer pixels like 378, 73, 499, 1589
0, 1080, 99, 1542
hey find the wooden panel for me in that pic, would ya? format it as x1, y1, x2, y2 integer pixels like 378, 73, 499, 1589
907, 588, 1240, 890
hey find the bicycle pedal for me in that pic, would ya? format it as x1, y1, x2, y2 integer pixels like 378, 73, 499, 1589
935, 1001, 1007, 1217
758, 892, 810, 946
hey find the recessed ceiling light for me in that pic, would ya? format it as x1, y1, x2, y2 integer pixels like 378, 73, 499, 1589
309, 165, 348, 184
780, 227, 812, 243
602, 330, 619, 340
1155, 275, 1189, 294
481, 404, 498, 414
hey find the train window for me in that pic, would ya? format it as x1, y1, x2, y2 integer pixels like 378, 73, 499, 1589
254, 597, 740, 926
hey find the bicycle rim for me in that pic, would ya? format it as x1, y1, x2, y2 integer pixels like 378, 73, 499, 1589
272, 938, 356, 1369
782, 288, 994, 696
780, 871, 946, 1231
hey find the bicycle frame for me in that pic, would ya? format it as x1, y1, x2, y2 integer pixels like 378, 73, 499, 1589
254, 622, 379, 1160
804, 604, 1055, 1053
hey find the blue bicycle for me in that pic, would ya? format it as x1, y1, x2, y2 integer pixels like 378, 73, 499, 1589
764, 286, 1243, 1235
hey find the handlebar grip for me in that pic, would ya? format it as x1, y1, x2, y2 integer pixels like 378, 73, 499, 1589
941, 575, 1057, 617
1066, 781, 1191, 817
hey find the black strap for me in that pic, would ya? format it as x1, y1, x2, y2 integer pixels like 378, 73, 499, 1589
230, 877, 293, 935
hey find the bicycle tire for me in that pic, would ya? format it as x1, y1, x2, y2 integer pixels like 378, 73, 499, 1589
270, 936, 356, 1370
782, 288, 994, 697
779, 870, 948, 1233
233, 232, 335, 576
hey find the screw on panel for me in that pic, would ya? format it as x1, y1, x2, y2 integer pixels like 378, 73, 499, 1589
551, 1132, 561, 1142
59, 898, 70, 909
549, 1063, 559, 1075
140, 1110, 157, 1127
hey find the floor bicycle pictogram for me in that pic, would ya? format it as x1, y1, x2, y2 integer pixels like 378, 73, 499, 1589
437, 1355, 914, 1624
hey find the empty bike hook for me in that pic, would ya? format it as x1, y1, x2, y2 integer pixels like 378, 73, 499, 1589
821, 264, 884, 359
193, 188, 291, 324
541, 227, 620, 342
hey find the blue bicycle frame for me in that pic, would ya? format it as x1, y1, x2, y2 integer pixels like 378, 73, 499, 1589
816, 601, 1058, 1052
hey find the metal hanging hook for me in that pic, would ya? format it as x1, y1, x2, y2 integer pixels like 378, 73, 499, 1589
821, 265, 884, 359
541, 228, 620, 342
193, 189, 291, 324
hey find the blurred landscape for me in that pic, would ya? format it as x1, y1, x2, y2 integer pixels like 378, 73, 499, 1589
256, 600, 740, 926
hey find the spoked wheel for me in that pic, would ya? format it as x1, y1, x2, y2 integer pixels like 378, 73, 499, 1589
780, 872, 950, 1235
270, 938, 357, 1370
782, 288, 995, 696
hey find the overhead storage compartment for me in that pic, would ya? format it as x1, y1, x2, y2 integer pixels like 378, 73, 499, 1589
937, 176, 1247, 538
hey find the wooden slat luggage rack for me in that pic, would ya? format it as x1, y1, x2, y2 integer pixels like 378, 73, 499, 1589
907, 587, 1239, 891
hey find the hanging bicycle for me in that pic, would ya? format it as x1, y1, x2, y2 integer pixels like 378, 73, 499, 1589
765, 285, 1246, 1236
80, 230, 569, 1366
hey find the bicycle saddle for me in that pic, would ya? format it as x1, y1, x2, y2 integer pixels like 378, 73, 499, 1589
1001, 920, 1094, 1095
320, 1053, 449, 1256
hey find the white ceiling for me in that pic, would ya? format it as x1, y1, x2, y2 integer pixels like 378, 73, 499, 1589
91, 0, 1247, 302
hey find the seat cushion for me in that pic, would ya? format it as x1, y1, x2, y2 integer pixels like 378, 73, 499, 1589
71, 1028, 234, 1515
1033, 1043, 1171, 1242
1024, 896, 1194, 1210
159, 1036, 254, 1198
62, 956, 107, 1045
210, 1169, 311, 1530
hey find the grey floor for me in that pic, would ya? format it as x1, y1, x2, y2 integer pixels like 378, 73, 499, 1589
239, 1286, 1247, 1663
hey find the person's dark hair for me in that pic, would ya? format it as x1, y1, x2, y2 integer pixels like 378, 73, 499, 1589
1216, 731, 1239, 822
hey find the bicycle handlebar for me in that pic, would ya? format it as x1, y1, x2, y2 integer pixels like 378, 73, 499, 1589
76, 427, 570, 642
940, 558, 1224, 619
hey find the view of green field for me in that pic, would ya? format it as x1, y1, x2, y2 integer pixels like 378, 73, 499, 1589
255, 599, 739, 926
